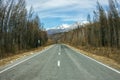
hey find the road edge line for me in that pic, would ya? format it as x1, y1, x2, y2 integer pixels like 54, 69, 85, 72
64, 44, 120, 74
0, 45, 54, 74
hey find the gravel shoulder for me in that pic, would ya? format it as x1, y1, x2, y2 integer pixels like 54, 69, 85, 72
66, 44, 120, 71
0, 45, 51, 67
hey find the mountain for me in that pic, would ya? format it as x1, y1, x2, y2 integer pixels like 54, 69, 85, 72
47, 21, 88, 35
47, 24, 70, 34
47, 28, 65, 35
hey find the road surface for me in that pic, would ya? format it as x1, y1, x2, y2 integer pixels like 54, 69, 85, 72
0, 44, 120, 80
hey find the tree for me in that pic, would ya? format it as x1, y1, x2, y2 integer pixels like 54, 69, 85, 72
0, 0, 48, 59
108, 0, 120, 48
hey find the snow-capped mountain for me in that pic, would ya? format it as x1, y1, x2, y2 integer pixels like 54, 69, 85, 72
47, 24, 71, 34
57, 24, 70, 29
47, 21, 88, 35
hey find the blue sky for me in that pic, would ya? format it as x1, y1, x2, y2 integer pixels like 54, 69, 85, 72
26, 0, 109, 29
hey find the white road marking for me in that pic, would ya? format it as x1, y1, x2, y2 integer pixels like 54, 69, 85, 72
66, 44, 120, 74
58, 60, 60, 67
58, 52, 61, 55
0, 45, 54, 74
80, 54, 120, 74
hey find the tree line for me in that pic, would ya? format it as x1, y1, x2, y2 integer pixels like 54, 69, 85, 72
59, 0, 120, 49
0, 0, 48, 59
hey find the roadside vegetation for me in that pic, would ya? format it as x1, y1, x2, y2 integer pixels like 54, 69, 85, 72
0, 0, 48, 60
52, 0, 120, 64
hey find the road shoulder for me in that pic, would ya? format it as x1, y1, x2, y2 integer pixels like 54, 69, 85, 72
0, 45, 52, 68
64, 44, 120, 71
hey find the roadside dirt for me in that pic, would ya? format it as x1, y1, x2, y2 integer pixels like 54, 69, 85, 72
67, 44, 120, 71
0, 45, 51, 67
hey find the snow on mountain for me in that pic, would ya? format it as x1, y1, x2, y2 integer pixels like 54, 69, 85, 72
47, 21, 88, 35
47, 24, 71, 34
57, 24, 70, 29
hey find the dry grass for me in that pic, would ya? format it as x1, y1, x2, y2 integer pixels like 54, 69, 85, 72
67, 44, 120, 70
0, 45, 50, 67
77, 46, 120, 64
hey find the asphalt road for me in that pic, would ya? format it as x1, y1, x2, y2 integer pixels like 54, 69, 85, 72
0, 44, 120, 80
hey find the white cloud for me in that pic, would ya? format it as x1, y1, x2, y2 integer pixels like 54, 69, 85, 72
26, 0, 108, 16
26, 0, 109, 28
26, 0, 109, 11
61, 16, 86, 22
26, 0, 96, 11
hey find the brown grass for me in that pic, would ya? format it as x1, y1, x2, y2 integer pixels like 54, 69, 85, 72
67, 44, 120, 70
0, 45, 50, 67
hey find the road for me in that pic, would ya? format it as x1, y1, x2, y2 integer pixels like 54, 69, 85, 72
0, 44, 120, 80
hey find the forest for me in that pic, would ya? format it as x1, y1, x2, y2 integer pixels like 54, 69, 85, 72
54, 0, 120, 63
0, 0, 48, 59
0, 0, 120, 64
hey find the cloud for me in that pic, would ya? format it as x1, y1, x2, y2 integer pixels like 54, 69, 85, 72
26, 0, 108, 16
26, 0, 96, 11
26, 0, 109, 28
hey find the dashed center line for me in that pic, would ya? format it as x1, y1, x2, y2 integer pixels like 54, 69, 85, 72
58, 52, 61, 55
58, 60, 60, 67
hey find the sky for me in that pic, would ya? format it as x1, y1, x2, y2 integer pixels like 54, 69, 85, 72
26, 0, 109, 29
